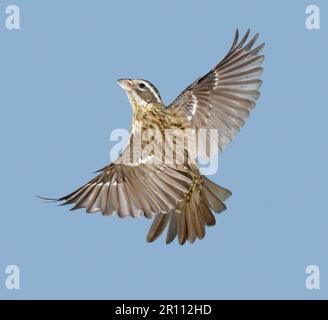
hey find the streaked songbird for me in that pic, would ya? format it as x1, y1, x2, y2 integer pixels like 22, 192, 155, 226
42, 30, 264, 245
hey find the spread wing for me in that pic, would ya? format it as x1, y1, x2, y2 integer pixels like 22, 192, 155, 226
168, 29, 265, 155
51, 144, 192, 219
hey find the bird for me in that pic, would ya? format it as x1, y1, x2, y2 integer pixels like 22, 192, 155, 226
41, 29, 264, 245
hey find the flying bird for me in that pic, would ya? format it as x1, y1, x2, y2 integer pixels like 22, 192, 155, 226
42, 29, 264, 245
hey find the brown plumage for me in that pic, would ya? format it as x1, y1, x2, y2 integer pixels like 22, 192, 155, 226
42, 29, 264, 245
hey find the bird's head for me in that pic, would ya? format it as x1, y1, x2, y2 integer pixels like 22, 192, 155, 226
117, 79, 162, 111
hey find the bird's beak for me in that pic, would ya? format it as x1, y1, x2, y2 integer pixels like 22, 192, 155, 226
117, 79, 133, 91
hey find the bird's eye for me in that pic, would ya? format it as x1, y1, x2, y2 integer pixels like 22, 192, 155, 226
139, 83, 146, 89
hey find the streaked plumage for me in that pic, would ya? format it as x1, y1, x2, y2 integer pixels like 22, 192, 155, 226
42, 29, 264, 245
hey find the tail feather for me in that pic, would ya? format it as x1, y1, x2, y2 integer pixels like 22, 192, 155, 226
146, 214, 170, 242
203, 177, 232, 201
166, 212, 178, 244
185, 204, 196, 243
200, 199, 216, 226
203, 176, 231, 213
189, 192, 205, 240
177, 210, 187, 245
146, 177, 231, 245
203, 187, 226, 213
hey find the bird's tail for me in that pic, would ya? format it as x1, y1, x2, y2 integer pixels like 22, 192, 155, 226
146, 177, 231, 245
